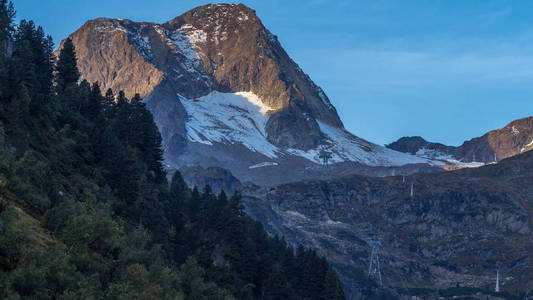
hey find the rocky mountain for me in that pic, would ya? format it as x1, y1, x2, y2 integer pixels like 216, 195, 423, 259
63, 3, 437, 185
387, 116, 533, 165
243, 149, 533, 299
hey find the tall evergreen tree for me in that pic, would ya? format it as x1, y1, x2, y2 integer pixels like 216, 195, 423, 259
116, 90, 127, 106
54, 37, 79, 93
0, 0, 14, 53
87, 82, 102, 119
103, 88, 114, 106
170, 171, 190, 202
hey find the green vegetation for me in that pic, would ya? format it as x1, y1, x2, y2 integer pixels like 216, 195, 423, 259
0, 1, 345, 299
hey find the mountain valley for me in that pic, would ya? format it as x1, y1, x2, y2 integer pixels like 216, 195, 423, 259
5, 1, 533, 299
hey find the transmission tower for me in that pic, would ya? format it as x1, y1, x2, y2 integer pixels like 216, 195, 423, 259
495, 269, 500, 292
368, 239, 383, 286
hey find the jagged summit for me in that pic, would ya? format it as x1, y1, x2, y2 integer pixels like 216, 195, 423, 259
63, 4, 436, 184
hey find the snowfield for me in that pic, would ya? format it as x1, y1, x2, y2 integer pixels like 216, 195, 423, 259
181, 91, 438, 167
181, 91, 278, 157
416, 148, 486, 168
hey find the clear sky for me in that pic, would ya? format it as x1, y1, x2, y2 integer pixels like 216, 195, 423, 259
13, 0, 533, 146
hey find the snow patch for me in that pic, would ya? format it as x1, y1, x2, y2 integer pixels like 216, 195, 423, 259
415, 148, 486, 168
285, 210, 308, 219
150, 24, 210, 82
288, 122, 436, 166
181, 91, 279, 157
128, 28, 153, 62
249, 162, 279, 169
416, 148, 452, 160
181, 91, 438, 167
520, 139, 533, 153
178, 24, 207, 46
441, 159, 486, 168
171, 30, 201, 62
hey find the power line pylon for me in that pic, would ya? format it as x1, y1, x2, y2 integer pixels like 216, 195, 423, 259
368, 239, 383, 286
495, 269, 500, 292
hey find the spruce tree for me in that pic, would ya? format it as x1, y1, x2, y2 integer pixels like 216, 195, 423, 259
170, 171, 190, 201
87, 82, 102, 119
321, 270, 345, 300
103, 88, 114, 106
116, 90, 127, 106
55, 37, 79, 93
0, 0, 14, 53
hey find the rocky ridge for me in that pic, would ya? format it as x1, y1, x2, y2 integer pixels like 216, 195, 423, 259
387, 116, 533, 165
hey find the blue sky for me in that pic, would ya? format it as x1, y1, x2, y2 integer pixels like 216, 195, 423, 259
14, 0, 533, 145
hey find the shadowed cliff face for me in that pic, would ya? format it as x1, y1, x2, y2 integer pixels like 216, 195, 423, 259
243, 150, 533, 298
388, 116, 533, 163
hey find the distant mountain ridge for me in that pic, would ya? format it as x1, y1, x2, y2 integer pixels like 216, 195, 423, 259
62, 3, 435, 185
387, 116, 533, 164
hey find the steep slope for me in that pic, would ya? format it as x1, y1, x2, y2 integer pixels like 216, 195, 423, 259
387, 116, 533, 164
64, 4, 435, 185
243, 150, 533, 298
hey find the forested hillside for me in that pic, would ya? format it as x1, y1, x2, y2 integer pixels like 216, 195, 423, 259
0, 1, 345, 299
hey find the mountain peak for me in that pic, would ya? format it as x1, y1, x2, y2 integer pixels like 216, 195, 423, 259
165, 3, 260, 33
63, 4, 436, 185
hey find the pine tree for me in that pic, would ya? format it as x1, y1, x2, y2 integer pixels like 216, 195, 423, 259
87, 82, 102, 119
55, 37, 79, 93
131, 93, 166, 183
263, 264, 293, 300
0, 0, 14, 54
179, 257, 235, 300
77, 79, 90, 113
170, 171, 190, 202
321, 269, 345, 300
116, 90, 127, 106
103, 88, 114, 106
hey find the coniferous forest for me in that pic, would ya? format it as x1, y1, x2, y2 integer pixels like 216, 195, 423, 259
0, 1, 345, 299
